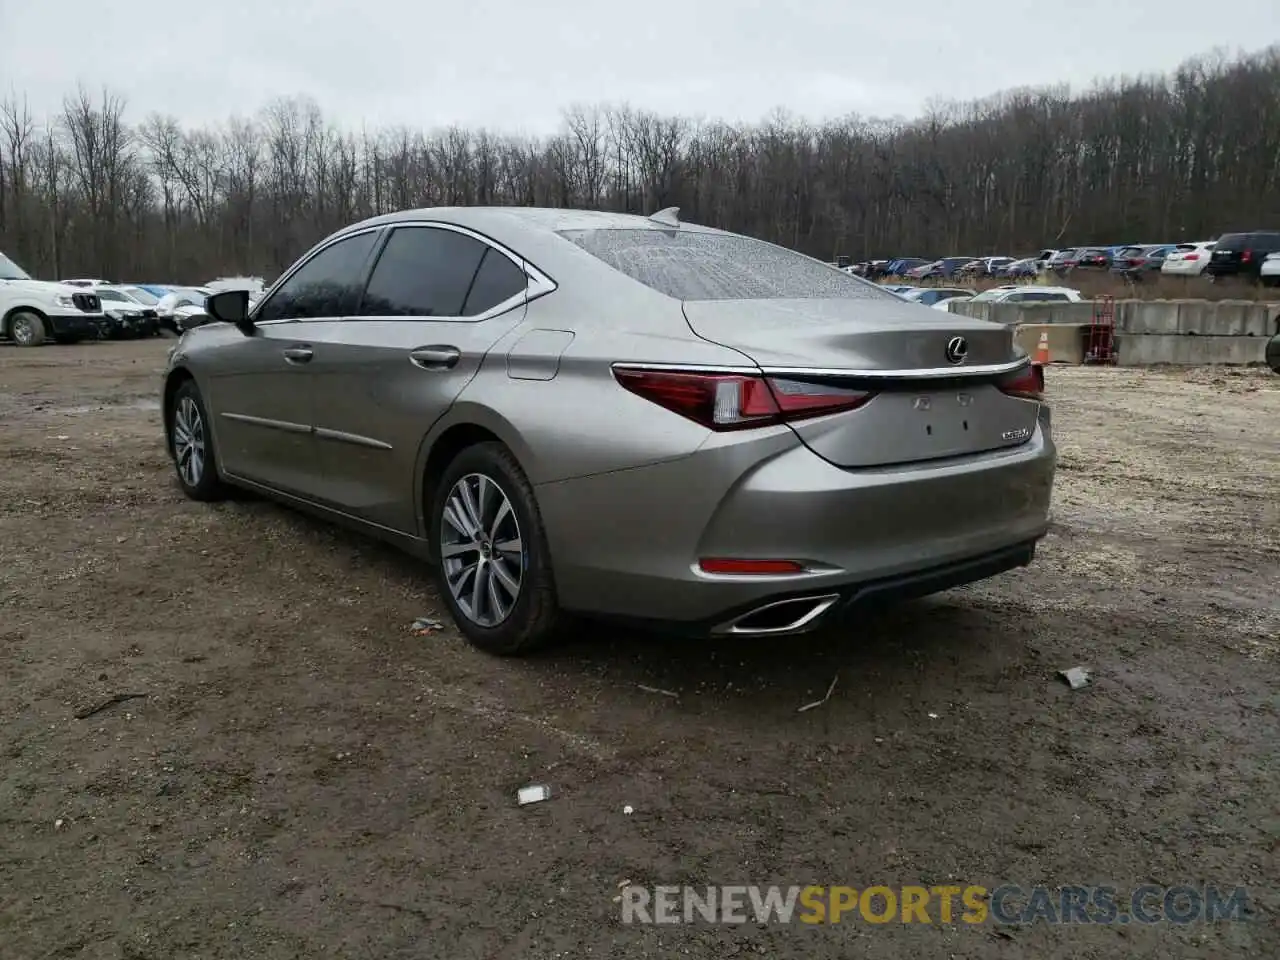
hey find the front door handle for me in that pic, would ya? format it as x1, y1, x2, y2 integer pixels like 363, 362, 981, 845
409, 346, 461, 370
282, 346, 313, 364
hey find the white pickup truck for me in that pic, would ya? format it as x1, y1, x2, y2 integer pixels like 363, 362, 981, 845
1, 252, 106, 346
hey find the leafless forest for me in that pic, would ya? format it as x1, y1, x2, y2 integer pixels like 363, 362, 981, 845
2, 47, 1278, 284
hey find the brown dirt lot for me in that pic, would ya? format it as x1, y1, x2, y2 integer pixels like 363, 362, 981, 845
1, 340, 1277, 960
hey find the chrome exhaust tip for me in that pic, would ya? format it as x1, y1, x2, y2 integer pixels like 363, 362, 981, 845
712, 594, 841, 636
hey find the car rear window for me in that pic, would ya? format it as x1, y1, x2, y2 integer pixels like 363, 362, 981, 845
557, 228, 897, 302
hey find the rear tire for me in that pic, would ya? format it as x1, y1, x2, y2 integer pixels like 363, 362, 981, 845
9, 310, 46, 347
431, 442, 560, 656
168, 379, 227, 501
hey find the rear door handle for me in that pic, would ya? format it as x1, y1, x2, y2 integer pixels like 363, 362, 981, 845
282, 346, 313, 363
409, 346, 461, 370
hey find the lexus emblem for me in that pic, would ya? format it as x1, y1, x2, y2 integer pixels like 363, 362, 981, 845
945, 336, 969, 364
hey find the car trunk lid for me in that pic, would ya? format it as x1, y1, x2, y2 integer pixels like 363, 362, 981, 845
681, 298, 1041, 468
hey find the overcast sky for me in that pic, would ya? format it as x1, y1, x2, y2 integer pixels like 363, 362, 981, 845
3, 1, 1276, 134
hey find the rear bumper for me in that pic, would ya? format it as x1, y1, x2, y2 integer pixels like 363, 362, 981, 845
45, 312, 103, 339
705, 539, 1038, 636
538, 407, 1056, 628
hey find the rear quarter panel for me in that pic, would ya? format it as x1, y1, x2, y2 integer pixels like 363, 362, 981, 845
435, 282, 752, 486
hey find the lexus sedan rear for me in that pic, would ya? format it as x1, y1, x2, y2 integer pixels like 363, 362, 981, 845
163, 207, 1056, 655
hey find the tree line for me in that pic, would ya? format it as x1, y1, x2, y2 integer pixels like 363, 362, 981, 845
2, 46, 1278, 284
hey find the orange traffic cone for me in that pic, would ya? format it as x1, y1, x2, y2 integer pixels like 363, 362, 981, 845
1035, 331, 1051, 365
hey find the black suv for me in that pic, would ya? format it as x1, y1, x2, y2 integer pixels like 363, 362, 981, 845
1206, 231, 1280, 280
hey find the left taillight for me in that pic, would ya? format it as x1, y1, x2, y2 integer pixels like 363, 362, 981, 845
612, 368, 874, 431
998, 363, 1044, 401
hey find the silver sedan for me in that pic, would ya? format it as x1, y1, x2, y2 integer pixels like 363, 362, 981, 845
163, 207, 1056, 655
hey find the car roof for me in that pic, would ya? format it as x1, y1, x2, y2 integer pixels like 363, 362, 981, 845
343, 206, 726, 239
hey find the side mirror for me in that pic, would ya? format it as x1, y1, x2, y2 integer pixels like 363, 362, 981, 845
206, 289, 253, 333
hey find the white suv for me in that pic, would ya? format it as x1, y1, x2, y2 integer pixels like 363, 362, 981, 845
2, 252, 106, 346
1161, 241, 1216, 277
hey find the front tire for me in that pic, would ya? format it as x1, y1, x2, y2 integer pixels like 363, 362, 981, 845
432, 442, 560, 656
168, 380, 226, 501
9, 310, 47, 347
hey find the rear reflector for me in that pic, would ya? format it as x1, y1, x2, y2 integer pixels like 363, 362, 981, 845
698, 558, 805, 575
998, 363, 1044, 401
613, 368, 873, 431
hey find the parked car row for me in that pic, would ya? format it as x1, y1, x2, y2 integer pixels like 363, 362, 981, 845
847, 230, 1280, 285
0, 272, 267, 345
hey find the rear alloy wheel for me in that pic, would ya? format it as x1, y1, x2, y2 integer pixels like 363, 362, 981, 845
9, 310, 47, 347
168, 380, 226, 501
433, 442, 559, 656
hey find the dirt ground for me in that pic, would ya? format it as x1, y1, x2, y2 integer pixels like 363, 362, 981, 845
1, 339, 1277, 960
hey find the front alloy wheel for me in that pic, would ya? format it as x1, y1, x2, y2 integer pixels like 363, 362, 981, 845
441, 473, 524, 627
173, 395, 206, 487
168, 380, 226, 501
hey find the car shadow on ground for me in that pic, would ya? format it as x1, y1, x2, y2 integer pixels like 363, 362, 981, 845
539, 599, 1023, 709
227, 495, 1035, 721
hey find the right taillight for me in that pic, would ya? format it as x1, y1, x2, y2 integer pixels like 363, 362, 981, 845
613, 367, 873, 431
998, 363, 1044, 401
1242, 249, 1253, 263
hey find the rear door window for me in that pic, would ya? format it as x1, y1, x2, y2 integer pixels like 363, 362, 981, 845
558, 228, 898, 302
359, 226, 488, 317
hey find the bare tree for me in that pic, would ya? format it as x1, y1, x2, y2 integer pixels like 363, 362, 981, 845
2, 45, 1279, 282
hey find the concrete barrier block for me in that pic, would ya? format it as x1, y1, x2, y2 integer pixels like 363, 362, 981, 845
1204, 300, 1250, 336
1015, 323, 1087, 364
1111, 299, 1135, 332
1121, 301, 1180, 335
1117, 334, 1268, 366
1241, 303, 1273, 338
989, 304, 1021, 326
1175, 300, 1211, 335
952, 302, 993, 322
1057, 302, 1099, 326
1009, 302, 1096, 325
